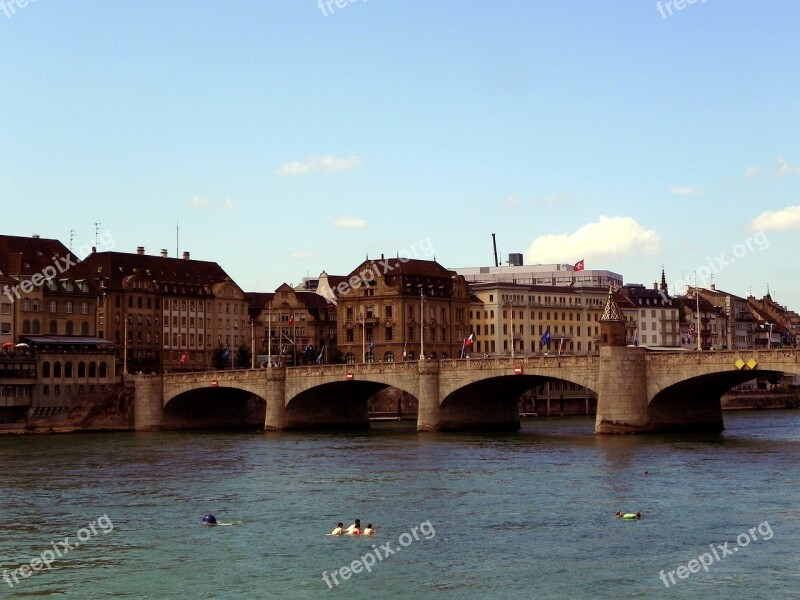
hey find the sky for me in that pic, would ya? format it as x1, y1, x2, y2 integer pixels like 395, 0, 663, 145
1, 1, 799, 308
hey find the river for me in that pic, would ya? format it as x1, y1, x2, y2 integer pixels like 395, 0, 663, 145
1, 410, 798, 599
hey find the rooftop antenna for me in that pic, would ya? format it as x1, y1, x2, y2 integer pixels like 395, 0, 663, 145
176, 220, 179, 258
94, 222, 101, 247
69, 229, 75, 252
492, 233, 499, 267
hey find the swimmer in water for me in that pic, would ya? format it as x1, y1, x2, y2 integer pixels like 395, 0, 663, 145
202, 514, 217, 526
330, 522, 344, 536
363, 523, 375, 536
345, 519, 361, 535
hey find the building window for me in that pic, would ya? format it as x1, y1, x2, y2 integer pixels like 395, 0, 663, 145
385, 327, 393, 341
0, 303, 10, 315
42, 361, 50, 377
345, 352, 355, 364
385, 306, 393, 318
384, 351, 394, 363
21, 299, 31, 312
78, 362, 86, 377
48, 301, 57, 313
65, 321, 74, 335
65, 301, 73, 314
49, 320, 58, 334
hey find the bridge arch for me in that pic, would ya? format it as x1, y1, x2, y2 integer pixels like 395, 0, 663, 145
162, 386, 267, 430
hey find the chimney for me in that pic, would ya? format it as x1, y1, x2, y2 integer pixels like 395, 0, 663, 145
32, 234, 40, 238
136, 246, 145, 255
160, 249, 168, 258
91, 246, 96, 254
182, 251, 190, 260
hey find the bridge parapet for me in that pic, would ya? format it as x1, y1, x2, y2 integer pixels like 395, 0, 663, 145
644, 348, 799, 366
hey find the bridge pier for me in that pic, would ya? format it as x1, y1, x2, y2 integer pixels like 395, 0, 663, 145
264, 367, 288, 431
133, 374, 165, 431
595, 347, 651, 434
416, 359, 441, 431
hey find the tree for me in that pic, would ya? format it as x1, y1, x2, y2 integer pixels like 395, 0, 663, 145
328, 344, 345, 364
211, 345, 229, 370
235, 343, 252, 369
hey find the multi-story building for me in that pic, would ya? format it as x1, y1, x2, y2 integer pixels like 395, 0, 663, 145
246, 284, 337, 365
617, 274, 680, 348
0, 234, 98, 341
748, 291, 798, 348
456, 261, 623, 289
71, 247, 247, 374
692, 285, 754, 350
333, 257, 471, 362
469, 282, 608, 355
675, 294, 726, 350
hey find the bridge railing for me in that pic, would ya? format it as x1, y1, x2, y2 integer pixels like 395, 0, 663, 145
645, 348, 799, 364
440, 354, 600, 369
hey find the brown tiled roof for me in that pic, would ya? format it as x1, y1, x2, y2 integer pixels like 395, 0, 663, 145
68, 251, 238, 294
0, 235, 72, 276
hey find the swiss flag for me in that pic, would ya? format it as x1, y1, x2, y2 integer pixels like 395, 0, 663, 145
465, 334, 474, 346
288, 314, 295, 325
179, 350, 189, 366
574, 259, 585, 272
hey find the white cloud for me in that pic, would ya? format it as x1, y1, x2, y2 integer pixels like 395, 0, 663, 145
277, 154, 362, 176
291, 250, 312, 260
526, 216, 661, 263
745, 165, 759, 179
501, 195, 518, 211
188, 195, 210, 209
749, 205, 800, 231
545, 192, 569, 206
333, 217, 367, 228
220, 198, 237, 211
668, 186, 698, 196
769, 157, 800, 176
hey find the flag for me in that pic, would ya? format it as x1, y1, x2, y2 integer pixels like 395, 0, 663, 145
465, 333, 474, 346
179, 350, 189, 366
221, 348, 230, 361
316, 346, 324, 364
540, 328, 551, 345
288, 314, 295, 325
558, 336, 564, 354
368, 340, 375, 353
574, 259, 585, 272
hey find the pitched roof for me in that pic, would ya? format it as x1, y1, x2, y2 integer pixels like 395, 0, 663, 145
67, 251, 239, 294
0, 235, 72, 276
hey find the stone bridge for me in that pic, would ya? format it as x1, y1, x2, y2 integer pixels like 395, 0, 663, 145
132, 347, 800, 434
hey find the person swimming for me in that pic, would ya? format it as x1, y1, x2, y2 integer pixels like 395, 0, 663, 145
330, 522, 344, 536
617, 511, 642, 520
202, 514, 217, 526
345, 519, 361, 535
363, 523, 375, 536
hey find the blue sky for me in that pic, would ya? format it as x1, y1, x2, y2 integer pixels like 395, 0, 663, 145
2, 1, 798, 307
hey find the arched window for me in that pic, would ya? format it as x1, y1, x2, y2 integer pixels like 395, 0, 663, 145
99, 362, 107, 378
49, 320, 58, 334
42, 361, 50, 377
88, 362, 97, 377
81, 321, 89, 335
65, 321, 74, 335
365, 352, 375, 363
384, 351, 394, 363
32, 320, 40, 334
406, 350, 415, 360
22, 319, 30, 334
78, 362, 86, 378
441, 352, 448, 359
65, 362, 73, 377
53, 361, 61, 377
345, 353, 355, 364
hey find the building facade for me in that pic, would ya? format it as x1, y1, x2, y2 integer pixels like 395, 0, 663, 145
334, 258, 471, 362
469, 282, 608, 355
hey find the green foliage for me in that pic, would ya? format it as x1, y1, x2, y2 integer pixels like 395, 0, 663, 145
211, 345, 228, 370
235, 343, 252, 368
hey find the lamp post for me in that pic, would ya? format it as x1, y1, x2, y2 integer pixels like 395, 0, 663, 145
419, 287, 424, 360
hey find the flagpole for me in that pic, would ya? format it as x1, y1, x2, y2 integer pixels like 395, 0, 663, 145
361, 311, 365, 363
419, 287, 424, 359
510, 304, 515, 360
267, 302, 272, 368
250, 319, 255, 369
